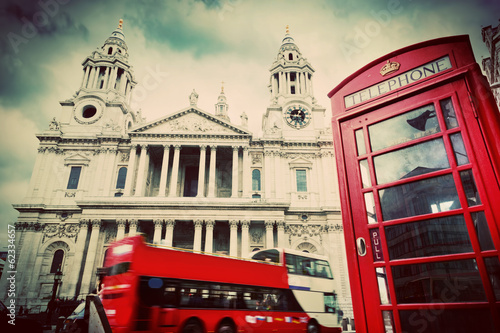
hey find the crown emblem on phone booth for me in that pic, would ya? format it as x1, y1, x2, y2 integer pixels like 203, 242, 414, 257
380, 60, 401, 76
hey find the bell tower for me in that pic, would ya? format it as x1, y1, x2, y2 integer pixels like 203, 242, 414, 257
262, 26, 325, 139
57, 19, 139, 136
215, 82, 230, 121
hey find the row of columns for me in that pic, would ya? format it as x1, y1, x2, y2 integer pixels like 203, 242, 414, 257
113, 219, 286, 258
124, 144, 250, 198
271, 71, 312, 97
81, 65, 131, 98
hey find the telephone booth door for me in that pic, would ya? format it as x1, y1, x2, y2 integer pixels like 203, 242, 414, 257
339, 80, 500, 332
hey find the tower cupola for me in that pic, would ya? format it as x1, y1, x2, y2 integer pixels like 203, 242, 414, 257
77, 19, 136, 104
215, 82, 230, 121
269, 26, 315, 103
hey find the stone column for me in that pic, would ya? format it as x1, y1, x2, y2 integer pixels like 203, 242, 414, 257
265, 220, 274, 248
193, 219, 203, 251
92, 67, 100, 89
264, 151, 272, 199
242, 147, 250, 197
103, 67, 110, 89
165, 219, 175, 247
134, 145, 148, 196
231, 146, 239, 198
158, 145, 170, 196
80, 219, 101, 295
82, 66, 90, 88
153, 219, 163, 244
229, 220, 239, 256
277, 220, 286, 248
116, 219, 126, 241
208, 146, 217, 197
197, 145, 207, 197
66, 220, 89, 297
204, 219, 214, 253
169, 145, 181, 197
124, 145, 137, 196
274, 151, 283, 199
128, 219, 138, 236
241, 220, 250, 258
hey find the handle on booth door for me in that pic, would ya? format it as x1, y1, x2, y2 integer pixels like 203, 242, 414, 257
356, 237, 367, 256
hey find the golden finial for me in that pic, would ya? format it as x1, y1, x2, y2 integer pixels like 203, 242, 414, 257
118, 19, 123, 29
221, 80, 225, 93
286, 25, 289, 34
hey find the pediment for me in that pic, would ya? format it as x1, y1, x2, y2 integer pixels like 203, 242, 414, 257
64, 153, 90, 166
289, 157, 312, 168
131, 108, 250, 136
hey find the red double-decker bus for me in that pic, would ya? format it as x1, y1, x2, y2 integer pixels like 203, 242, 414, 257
101, 235, 341, 333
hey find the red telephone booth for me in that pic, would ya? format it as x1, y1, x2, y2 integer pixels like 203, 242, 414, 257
328, 35, 500, 332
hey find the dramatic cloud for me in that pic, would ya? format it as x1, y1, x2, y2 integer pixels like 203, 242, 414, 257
0, 0, 498, 247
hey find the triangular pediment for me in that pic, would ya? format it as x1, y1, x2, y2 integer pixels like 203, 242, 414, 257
64, 153, 90, 166
131, 108, 250, 136
289, 157, 312, 168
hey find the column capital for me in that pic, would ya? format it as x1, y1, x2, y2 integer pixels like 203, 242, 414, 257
116, 219, 126, 227
91, 219, 102, 228
232, 146, 240, 151
210, 145, 217, 150
265, 220, 274, 228
229, 220, 239, 229
154, 219, 164, 227
276, 220, 285, 229
79, 219, 90, 227
241, 220, 250, 229
128, 219, 138, 227
173, 145, 182, 150
194, 219, 203, 228
163, 144, 171, 150
165, 219, 175, 227
205, 219, 215, 228
140, 144, 148, 150
199, 145, 207, 151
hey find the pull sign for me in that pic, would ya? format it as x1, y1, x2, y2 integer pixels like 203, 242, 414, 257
370, 228, 384, 262
356, 237, 367, 256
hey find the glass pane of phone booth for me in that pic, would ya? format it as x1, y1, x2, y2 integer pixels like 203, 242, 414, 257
343, 84, 500, 332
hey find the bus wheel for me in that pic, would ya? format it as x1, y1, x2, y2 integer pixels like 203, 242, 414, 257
307, 321, 320, 333
183, 319, 203, 333
218, 320, 235, 333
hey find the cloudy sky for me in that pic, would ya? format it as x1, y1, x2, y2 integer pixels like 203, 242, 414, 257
0, 0, 498, 248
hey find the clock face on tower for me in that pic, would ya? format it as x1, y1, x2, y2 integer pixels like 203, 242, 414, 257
285, 105, 311, 129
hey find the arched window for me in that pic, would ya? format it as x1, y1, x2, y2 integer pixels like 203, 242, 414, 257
252, 169, 261, 191
50, 249, 64, 273
116, 167, 127, 189
288, 53, 293, 60
108, 47, 113, 55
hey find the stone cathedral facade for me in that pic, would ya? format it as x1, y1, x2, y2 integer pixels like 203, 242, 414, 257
0, 22, 352, 316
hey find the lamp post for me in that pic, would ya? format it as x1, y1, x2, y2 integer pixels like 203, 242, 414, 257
44, 267, 63, 329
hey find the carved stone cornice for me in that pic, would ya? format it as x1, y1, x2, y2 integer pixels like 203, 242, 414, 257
327, 223, 343, 233
44, 223, 79, 241
15, 222, 44, 231
286, 224, 327, 237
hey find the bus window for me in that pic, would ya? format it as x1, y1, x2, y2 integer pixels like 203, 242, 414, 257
108, 262, 130, 276
251, 249, 280, 263
324, 293, 338, 313
315, 260, 333, 279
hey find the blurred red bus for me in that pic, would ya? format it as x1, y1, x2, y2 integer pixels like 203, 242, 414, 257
101, 235, 341, 333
